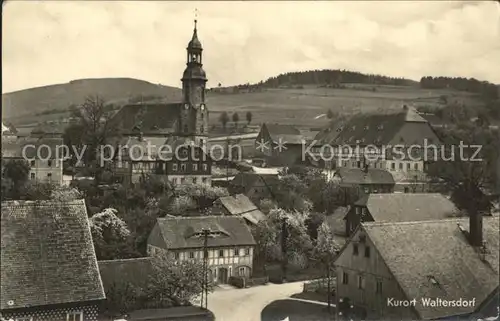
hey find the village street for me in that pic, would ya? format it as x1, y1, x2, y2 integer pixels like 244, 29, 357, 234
195, 281, 306, 321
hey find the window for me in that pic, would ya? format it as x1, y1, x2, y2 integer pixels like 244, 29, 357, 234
172, 178, 178, 185
202, 177, 208, 184
47, 173, 52, 180
202, 164, 208, 171
30, 160, 35, 167
353, 243, 359, 255
407, 163, 411, 171
174, 252, 180, 260
399, 163, 403, 170
234, 248, 240, 256
342, 272, 349, 284
47, 160, 52, 167
356, 207, 361, 215
239, 267, 246, 276
66, 311, 83, 321
391, 162, 395, 170
189, 252, 195, 259
376, 280, 383, 293
193, 164, 198, 171
30, 173, 35, 180
219, 249, 224, 257
365, 246, 371, 258
200, 125, 204, 133
172, 163, 178, 171
358, 275, 365, 289
414, 163, 419, 170
180, 163, 186, 171
193, 178, 197, 184
245, 248, 250, 255
181, 178, 186, 184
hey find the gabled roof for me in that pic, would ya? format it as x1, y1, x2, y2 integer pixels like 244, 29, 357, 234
362, 217, 499, 319
216, 194, 266, 225
1, 200, 105, 310
231, 173, 280, 193
321, 106, 429, 146
1, 137, 64, 159
335, 168, 395, 185
264, 123, 304, 145
111, 103, 182, 135
148, 216, 256, 250
353, 193, 460, 222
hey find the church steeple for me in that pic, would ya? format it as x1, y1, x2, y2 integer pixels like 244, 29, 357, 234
188, 19, 202, 51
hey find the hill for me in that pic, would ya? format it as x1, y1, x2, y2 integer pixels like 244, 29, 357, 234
2, 78, 182, 122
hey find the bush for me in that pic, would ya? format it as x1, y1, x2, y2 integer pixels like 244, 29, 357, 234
228, 276, 246, 288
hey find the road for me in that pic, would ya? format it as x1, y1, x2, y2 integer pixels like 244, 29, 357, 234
199, 282, 304, 321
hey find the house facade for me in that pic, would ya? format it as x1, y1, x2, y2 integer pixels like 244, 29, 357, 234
147, 216, 256, 284
344, 193, 460, 236
1, 200, 106, 321
1, 137, 64, 186
334, 216, 499, 320
229, 173, 280, 202
332, 167, 395, 194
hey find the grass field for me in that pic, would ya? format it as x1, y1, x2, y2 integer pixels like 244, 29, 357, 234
4, 83, 483, 133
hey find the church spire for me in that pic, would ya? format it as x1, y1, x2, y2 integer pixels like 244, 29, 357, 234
188, 11, 202, 50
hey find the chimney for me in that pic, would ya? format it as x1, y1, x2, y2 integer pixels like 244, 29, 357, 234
469, 210, 483, 247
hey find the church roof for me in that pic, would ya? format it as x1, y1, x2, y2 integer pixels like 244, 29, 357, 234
110, 103, 182, 135
187, 20, 202, 50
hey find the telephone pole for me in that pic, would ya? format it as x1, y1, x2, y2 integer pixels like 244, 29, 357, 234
202, 228, 209, 309
281, 217, 288, 283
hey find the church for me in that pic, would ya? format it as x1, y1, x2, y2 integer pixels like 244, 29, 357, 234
111, 20, 212, 186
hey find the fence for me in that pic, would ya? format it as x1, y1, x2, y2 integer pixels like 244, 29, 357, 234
303, 277, 337, 293
228, 276, 269, 288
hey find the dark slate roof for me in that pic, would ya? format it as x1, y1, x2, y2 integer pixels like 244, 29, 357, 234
148, 216, 256, 250
264, 123, 304, 145
353, 193, 461, 222
1, 200, 105, 310
230, 173, 280, 194
98, 258, 153, 291
363, 217, 499, 319
216, 194, 266, 225
1, 137, 64, 159
320, 106, 428, 146
111, 103, 182, 135
335, 168, 395, 185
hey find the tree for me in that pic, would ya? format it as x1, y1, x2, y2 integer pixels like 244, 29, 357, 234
90, 208, 133, 260
232, 112, 240, 128
246, 111, 253, 125
326, 109, 334, 119
1, 159, 30, 200
219, 112, 229, 131
50, 186, 83, 202
147, 254, 213, 306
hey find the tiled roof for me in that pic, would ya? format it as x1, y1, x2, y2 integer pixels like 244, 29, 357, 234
363, 217, 499, 319
216, 194, 266, 224
319, 106, 429, 146
111, 103, 183, 135
98, 258, 153, 291
1, 200, 105, 310
1, 137, 64, 159
264, 123, 304, 145
335, 168, 395, 185
354, 193, 460, 222
148, 216, 256, 250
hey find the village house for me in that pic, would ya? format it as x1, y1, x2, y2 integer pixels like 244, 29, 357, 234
313, 105, 442, 175
212, 194, 266, 225
229, 173, 280, 202
332, 167, 395, 194
255, 123, 305, 166
112, 136, 212, 186
334, 214, 499, 320
1, 137, 64, 186
1, 200, 106, 321
344, 193, 460, 236
147, 216, 256, 284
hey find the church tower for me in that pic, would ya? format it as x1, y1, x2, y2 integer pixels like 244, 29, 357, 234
180, 19, 208, 148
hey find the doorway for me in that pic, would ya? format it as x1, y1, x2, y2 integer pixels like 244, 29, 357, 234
218, 267, 229, 284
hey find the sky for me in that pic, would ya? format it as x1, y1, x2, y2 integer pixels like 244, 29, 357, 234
3, 1, 500, 93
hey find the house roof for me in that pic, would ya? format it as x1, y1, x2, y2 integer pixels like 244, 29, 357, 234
1, 200, 105, 310
264, 123, 304, 145
98, 258, 153, 291
362, 217, 499, 319
111, 103, 183, 135
31, 122, 68, 136
231, 173, 280, 194
128, 306, 214, 321
320, 106, 428, 146
335, 168, 395, 185
216, 194, 266, 225
1, 137, 64, 159
353, 193, 460, 222
148, 216, 256, 250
